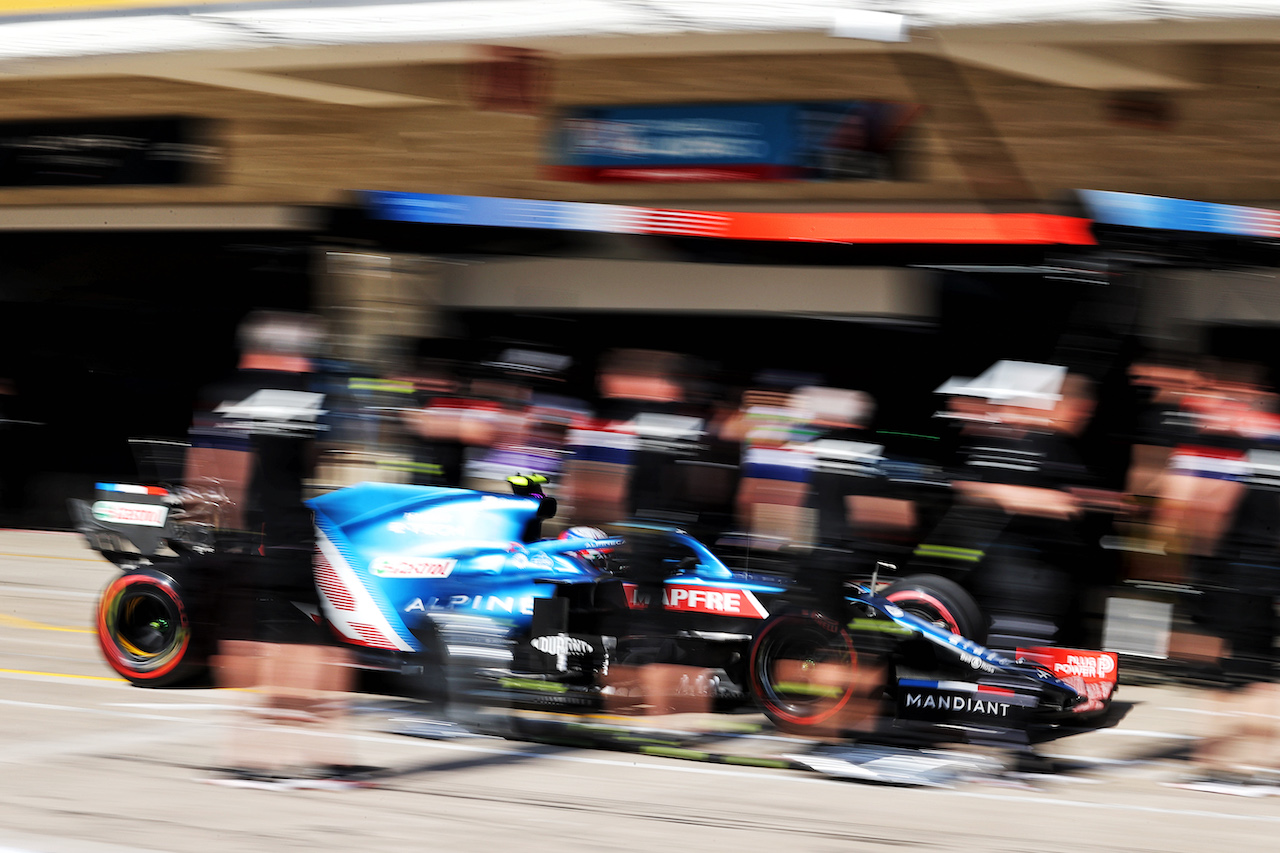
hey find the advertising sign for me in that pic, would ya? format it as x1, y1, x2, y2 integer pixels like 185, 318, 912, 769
550, 101, 920, 183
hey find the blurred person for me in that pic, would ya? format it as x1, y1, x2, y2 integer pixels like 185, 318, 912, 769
1167, 680, 1280, 795
678, 373, 742, 542
402, 365, 504, 489
398, 348, 534, 493
394, 347, 467, 486
185, 310, 367, 789
562, 349, 726, 716
723, 370, 820, 545
562, 423, 627, 526
1154, 362, 1280, 683
579, 351, 709, 676
798, 385, 914, 550
1106, 353, 1208, 595
790, 385, 912, 608
1126, 353, 1205, 501
1154, 364, 1280, 795
932, 362, 1100, 650
459, 346, 582, 498
570, 348, 706, 527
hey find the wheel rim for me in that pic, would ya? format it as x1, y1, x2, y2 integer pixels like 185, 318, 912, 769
117, 594, 177, 656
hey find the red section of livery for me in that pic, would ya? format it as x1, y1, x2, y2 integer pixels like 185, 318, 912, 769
348, 622, 400, 650
1174, 444, 1247, 459
423, 397, 503, 414
623, 582, 769, 619
314, 547, 356, 611
1017, 647, 1118, 713
975, 685, 1016, 697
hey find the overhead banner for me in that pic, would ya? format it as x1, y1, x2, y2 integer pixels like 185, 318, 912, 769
1079, 189, 1280, 238
550, 100, 920, 183
362, 191, 1096, 245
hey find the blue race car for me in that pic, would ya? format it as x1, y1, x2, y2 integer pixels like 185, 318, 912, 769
77, 477, 1116, 742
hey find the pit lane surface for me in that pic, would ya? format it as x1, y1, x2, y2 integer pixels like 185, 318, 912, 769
1, 531, 1276, 853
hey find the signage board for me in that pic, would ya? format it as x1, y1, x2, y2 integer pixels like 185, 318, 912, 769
550, 100, 920, 183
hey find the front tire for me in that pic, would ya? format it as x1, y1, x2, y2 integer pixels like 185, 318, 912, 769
748, 611, 878, 734
882, 574, 986, 643
97, 570, 202, 687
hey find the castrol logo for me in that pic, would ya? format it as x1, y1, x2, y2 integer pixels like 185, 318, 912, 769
368, 556, 457, 578
91, 501, 168, 528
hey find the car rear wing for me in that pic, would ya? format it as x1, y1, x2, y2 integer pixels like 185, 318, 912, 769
69, 482, 213, 564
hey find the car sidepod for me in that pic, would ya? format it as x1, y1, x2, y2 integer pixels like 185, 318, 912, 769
306, 483, 619, 688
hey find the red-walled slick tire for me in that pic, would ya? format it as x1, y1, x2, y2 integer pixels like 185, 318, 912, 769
883, 574, 987, 643
97, 570, 202, 687
749, 611, 876, 734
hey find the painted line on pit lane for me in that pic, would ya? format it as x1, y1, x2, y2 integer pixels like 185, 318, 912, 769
0, 842, 142, 853
0, 531, 79, 536
105, 702, 244, 711
4, 634, 97, 649
0, 613, 94, 633
0, 668, 124, 682
0, 697, 216, 723
928, 787, 1280, 823
0, 549, 109, 563
1, 586, 99, 599
0, 719, 202, 765
1094, 728, 1197, 740
1168, 707, 1229, 715
1168, 707, 1280, 720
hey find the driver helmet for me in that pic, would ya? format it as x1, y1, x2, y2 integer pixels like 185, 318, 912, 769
559, 526, 614, 568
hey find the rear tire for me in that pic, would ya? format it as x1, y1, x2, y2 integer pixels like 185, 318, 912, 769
97, 569, 203, 687
882, 574, 986, 643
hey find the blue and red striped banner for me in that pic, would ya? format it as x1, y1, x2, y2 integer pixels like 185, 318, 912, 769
362, 191, 1096, 246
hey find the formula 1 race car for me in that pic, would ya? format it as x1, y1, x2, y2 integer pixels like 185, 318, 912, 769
73, 477, 1118, 743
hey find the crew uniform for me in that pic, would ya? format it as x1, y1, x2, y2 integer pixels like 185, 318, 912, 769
957, 424, 1092, 650
800, 423, 890, 608
1173, 435, 1280, 682
188, 363, 329, 644
601, 396, 707, 525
